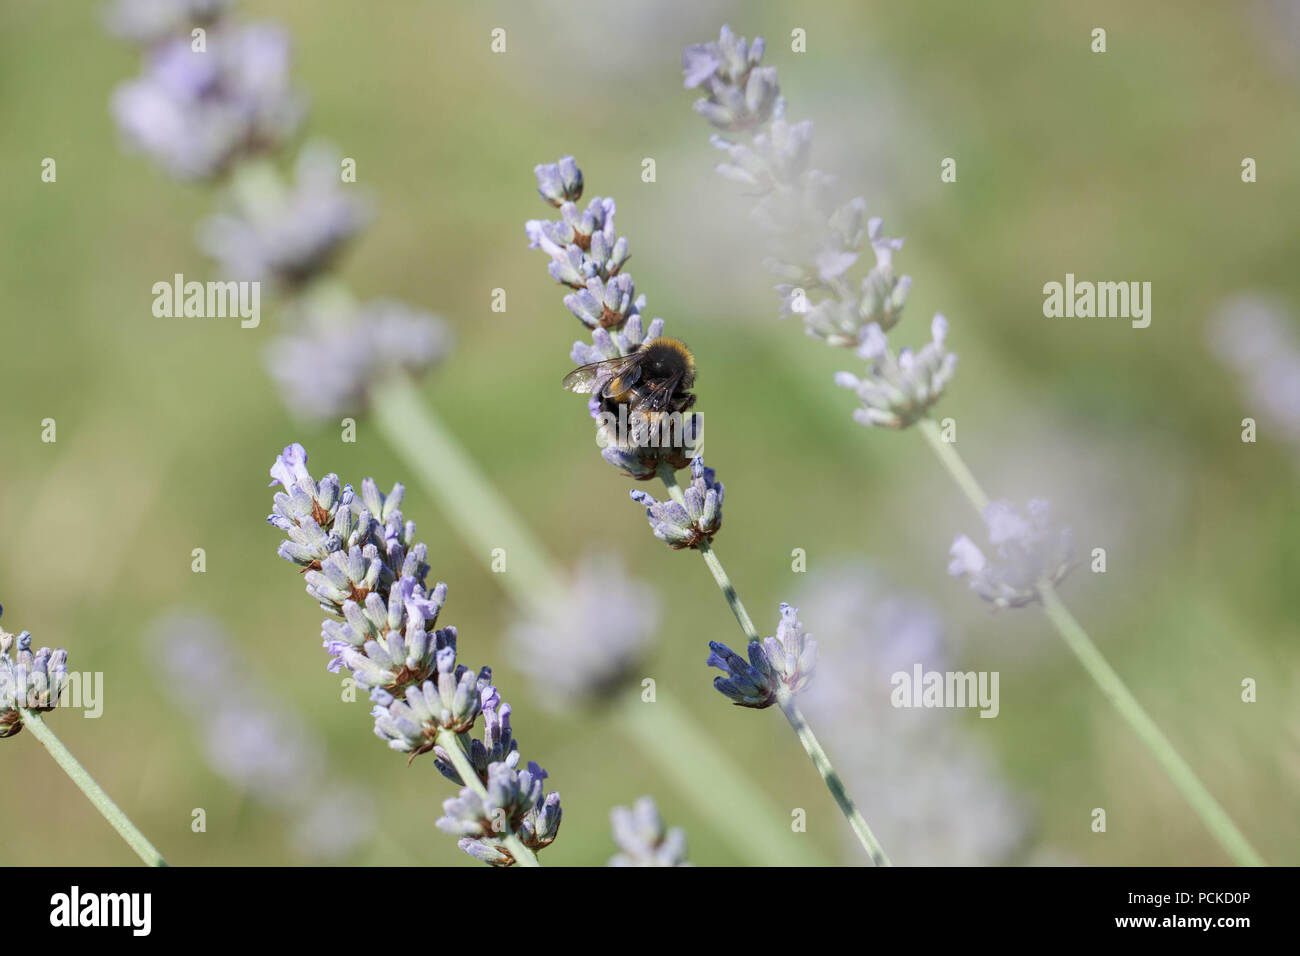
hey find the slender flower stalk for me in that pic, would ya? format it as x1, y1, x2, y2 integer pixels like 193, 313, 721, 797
685, 24, 1263, 866
2, 610, 167, 866
528, 156, 888, 864
779, 699, 890, 867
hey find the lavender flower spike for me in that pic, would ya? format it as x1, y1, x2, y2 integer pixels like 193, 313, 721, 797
609, 797, 690, 867
0, 610, 69, 738
948, 499, 1075, 608
629, 456, 723, 549
437, 761, 562, 867
682, 25, 779, 131
835, 315, 958, 429
266, 444, 561, 865
708, 603, 815, 709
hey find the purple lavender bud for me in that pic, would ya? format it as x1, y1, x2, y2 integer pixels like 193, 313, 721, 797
706, 639, 777, 708
949, 499, 1075, 608
436, 760, 561, 866
1, 611, 68, 737
707, 603, 815, 709
534, 155, 583, 206
609, 797, 690, 866
629, 456, 723, 549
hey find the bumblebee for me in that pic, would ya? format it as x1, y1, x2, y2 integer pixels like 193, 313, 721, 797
562, 337, 697, 416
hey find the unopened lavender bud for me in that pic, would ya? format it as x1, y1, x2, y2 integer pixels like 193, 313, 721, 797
1, 619, 69, 738
706, 639, 777, 708
535, 155, 584, 206
629, 456, 723, 549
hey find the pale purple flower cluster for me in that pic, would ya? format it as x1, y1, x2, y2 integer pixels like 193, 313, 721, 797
197, 143, 371, 284
684, 26, 954, 429
527, 156, 704, 479
629, 457, 723, 549
111, 22, 304, 180
0, 606, 69, 739
707, 603, 816, 709
266, 443, 561, 865
266, 297, 453, 422
834, 314, 958, 429
149, 610, 374, 860
609, 797, 690, 867
949, 500, 1075, 608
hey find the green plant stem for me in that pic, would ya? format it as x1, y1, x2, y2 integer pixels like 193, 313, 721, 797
656, 461, 889, 864
1037, 584, 1264, 866
18, 710, 167, 867
435, 728, 540, 867
370, 378, 817, 865
613, 693, 828, 866
915, 414, 1264, 866
916, 416, 990, 514
373, 376, 563, 616
778, 697, 891, 866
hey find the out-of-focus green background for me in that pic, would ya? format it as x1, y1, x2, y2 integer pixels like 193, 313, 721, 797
2, 0, 1297, 866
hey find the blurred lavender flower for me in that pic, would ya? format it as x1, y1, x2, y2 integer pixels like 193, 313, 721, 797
609, 797, 690, 866
1208, 295, 1300, 455
148, 610, 374, 860
266, 295, 453, 423
528, 156, 703, 479
104, 0, 233, 46
110, 23, 304, 181
949, 499, 1075, 609
507, 549, 658, 706
708, 603, 816, 708
0, 608, 69, 739
684, 26, 952, 427
629, 456, 723, 549
795, 565, 1028, 865
266, 443, 560, 864
198, 142, 370, 284
835, 314, 958, 429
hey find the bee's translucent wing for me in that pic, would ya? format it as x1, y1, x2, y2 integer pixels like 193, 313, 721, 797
643, 371, 685, 411
561, 354, 642, 396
